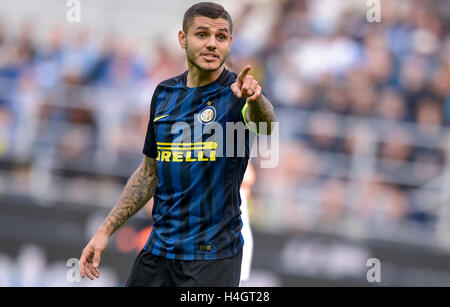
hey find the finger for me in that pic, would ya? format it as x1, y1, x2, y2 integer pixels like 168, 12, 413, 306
92, 267, 100, 278
247, 85, 262, 102
237, 65, 252, 84
92, 249, 101, 269
79, 251, 90, 278
241, 77, 254, 97
79, 259, 85, 278
87, 261, 99, 278
230, 82, 242, 98
87, 262, 99, 280
94, 267, 101, 278
248, 79, 259, 96
85, 264, 95, 280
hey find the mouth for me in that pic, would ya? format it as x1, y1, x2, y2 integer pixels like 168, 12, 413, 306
201, 53, 219, 62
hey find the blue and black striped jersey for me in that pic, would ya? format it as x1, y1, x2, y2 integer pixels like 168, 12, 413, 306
142, 67, 254, 260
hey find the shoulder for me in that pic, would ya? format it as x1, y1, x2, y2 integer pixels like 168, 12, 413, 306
157, 71, 188, 88
150, 71, 187, 109
217, 67, 238, 87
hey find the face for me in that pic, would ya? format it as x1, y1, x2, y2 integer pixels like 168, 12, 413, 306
179, 16, 232, 72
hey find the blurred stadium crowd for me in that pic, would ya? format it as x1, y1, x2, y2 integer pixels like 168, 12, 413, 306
1, 0, 450, 244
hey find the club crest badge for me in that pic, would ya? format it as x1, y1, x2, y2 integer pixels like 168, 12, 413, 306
199, 106, 216, 124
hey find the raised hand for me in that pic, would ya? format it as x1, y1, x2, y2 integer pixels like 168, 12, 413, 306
230, 65, 262, 103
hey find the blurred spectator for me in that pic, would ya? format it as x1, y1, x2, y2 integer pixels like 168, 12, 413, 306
1, 0, 450, 239
376, 88, 407, 121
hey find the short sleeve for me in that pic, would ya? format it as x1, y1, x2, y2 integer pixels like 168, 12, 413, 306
142, 87, 160, 158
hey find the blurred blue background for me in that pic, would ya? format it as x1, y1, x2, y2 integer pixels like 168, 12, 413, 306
1, 0, 450, 286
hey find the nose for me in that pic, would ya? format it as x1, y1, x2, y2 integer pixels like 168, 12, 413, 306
206, 36, 217, 50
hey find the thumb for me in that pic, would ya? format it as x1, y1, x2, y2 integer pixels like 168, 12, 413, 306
93, 249, 102, 268
230, 82, 242, 98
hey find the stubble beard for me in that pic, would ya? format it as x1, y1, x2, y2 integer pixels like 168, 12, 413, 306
186, 41, 228, 72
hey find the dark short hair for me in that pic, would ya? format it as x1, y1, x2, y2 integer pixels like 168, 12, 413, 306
183, 2, 233, 34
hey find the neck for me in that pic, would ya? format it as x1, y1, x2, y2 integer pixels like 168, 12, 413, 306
186, 64, 224, 88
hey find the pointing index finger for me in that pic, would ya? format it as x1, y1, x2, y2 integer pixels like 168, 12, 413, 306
237, 65, 252, 83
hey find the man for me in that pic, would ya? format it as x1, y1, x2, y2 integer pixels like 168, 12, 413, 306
79, 2, 275, 287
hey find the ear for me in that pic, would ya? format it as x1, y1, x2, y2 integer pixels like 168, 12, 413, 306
178, 30, 186, 49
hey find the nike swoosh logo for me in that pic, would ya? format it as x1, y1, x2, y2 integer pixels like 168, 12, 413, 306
154, 115, 169, 122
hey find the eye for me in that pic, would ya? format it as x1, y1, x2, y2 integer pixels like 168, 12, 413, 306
217, 34, 226, 40
197, 32, 206, 38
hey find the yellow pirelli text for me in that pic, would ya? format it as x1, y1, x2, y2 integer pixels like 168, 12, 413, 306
156, 142, 217, 162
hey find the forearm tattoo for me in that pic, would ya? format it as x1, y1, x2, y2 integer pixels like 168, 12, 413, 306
247, 95, 276, 134
101, 158, 158, 235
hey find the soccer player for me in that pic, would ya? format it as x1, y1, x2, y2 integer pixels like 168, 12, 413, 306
79, 1, 275, 287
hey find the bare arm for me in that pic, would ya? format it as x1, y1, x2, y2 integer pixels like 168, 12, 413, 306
245, 94, 275, 135
79, 156, 158, 280
99, 156, 158, 236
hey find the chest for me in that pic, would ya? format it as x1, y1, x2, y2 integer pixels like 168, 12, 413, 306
153, 87, 235, 132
